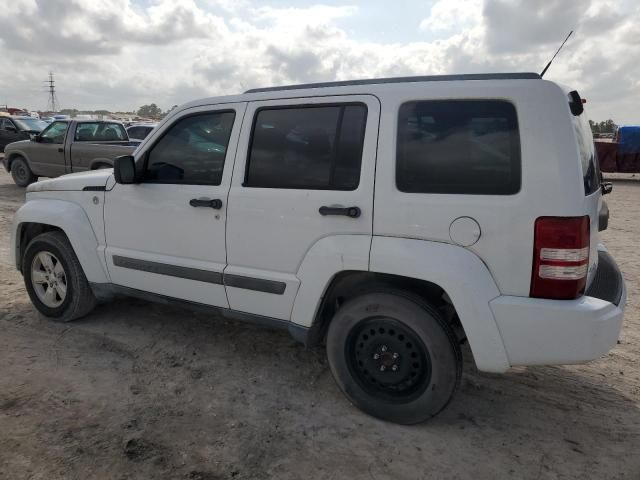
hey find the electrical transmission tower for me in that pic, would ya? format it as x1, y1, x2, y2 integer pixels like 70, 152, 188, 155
44, 72, 59, 112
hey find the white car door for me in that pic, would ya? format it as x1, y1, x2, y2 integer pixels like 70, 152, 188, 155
104, 103, 246, 307
225, 95, 380, 319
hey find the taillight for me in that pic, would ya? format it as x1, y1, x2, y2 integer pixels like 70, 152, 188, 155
530, 216, 590, 300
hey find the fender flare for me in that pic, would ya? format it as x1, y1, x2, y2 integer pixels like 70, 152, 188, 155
11, 199, 110, 284
369, 236, 510, 373
291, 235, 370, 326
89, 158, 114, 170
5, 149, 31, 170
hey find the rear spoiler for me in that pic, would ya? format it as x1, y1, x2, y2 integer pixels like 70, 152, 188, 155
569, 90, 584, 116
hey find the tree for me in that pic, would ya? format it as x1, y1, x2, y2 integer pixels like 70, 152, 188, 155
589, 118, 617, 135
137, 103, 162, 118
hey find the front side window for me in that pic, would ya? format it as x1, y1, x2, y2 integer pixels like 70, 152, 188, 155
143, 111, 235, 185
40, 121, 69, 144
245, 104, 367, 190
0, 119, 14, 131
396, 100, 521, 195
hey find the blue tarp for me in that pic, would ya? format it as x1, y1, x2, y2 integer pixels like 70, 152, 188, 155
617, 126, 640, 154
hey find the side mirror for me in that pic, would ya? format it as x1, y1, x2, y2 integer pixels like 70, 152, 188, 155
114, 155, 137, 184
6, 126, 17, 133
601, 182, 613, 195
30, 133, 40, 142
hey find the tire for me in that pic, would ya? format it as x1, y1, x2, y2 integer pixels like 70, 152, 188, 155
11, 156, 36, 187
326, 291, 462, 424
23, 231, 96, 322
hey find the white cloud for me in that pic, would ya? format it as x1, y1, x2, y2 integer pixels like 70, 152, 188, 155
420, 0, 482, 34
0, 0, 638, 123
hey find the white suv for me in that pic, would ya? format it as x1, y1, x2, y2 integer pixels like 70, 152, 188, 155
11, 73, 626, 424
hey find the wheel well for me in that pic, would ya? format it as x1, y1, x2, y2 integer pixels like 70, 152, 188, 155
17, 223, 64, 272
90, 161, 112, 169
306, 271, 464, 347
6, 153, 24, 170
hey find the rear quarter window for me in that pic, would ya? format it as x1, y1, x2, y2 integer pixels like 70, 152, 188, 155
396, 100, 521, 195
573, 114, 600, 195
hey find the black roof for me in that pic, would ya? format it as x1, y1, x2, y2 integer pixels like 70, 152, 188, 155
245, 72, 541, 94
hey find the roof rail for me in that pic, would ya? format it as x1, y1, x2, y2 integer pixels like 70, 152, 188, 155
244, 72, 541, 94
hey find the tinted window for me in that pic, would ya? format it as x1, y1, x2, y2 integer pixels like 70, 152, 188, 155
396, 100, 521, 195
128, 126, 152, 139
245, 104, 367, 190
40, 122, 69, 144
143, 112, 235, 185
93, 123, 127, 141
572, 113, 600, 195
0, 119, 13, 131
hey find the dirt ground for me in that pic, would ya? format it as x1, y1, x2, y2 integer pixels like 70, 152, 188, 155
0, 163, 638, 480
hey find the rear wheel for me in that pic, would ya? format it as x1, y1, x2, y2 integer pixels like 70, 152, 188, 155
326, 291, 462, 424
23, 231, 96, 322
11, 157, 36, 187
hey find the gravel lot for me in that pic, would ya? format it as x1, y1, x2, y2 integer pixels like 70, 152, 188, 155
0, 163, 638, 480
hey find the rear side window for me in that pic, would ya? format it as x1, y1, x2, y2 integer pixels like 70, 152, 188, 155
396, 100, 521, 195
572, 114, 600, 195
245, 104, 367, 190
76, 123, 127, 141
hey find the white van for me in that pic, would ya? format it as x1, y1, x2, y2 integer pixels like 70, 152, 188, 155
11, 73, 626, 424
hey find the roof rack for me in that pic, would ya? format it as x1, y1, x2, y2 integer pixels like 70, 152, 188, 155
244, 72, 541, 94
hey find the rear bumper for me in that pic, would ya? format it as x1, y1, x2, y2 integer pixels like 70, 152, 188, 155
491, 248, 626, 367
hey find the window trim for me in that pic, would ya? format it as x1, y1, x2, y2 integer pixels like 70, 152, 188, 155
395, 99, 522, 196
243, 102, 368, 191
138, 109, 236, 186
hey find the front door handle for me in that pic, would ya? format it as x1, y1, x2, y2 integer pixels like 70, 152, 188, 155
58, 147, 63, 153
189, 198, 223, 209
319, 205, 361, 218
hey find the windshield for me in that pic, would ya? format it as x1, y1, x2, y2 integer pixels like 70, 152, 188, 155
14, 118, 48, 132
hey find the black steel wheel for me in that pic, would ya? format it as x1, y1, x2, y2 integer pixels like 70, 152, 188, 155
346, 318, 431, 403
11, 156, 36, 187
326, 291, 462, 424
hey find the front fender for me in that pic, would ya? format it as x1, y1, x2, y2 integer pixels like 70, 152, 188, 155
12, 199, 110, 284
369, 237, 510, 373
4, 147, 31, 169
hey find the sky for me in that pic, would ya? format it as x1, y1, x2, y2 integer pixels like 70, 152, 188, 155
0, 0, 638, 123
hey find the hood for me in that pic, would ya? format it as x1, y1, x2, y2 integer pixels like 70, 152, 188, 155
27, 169, 113, 193
4, 139, 30, 150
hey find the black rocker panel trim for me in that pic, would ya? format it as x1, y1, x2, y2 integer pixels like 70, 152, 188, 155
112, 255, 223, 284
223, 273, 287, 295
112, 256, 286, 294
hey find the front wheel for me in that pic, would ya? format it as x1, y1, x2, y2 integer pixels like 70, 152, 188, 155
326, 291, 462, 424
11, 157, 36, 187
23, 231, 96, 322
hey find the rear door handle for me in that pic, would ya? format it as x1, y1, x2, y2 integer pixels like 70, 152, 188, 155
58, 147, 63, 153
319, 205, 361, 218
189, 198, 223, 209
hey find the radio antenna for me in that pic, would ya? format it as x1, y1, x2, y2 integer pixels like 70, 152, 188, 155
540, 30, 573, 78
